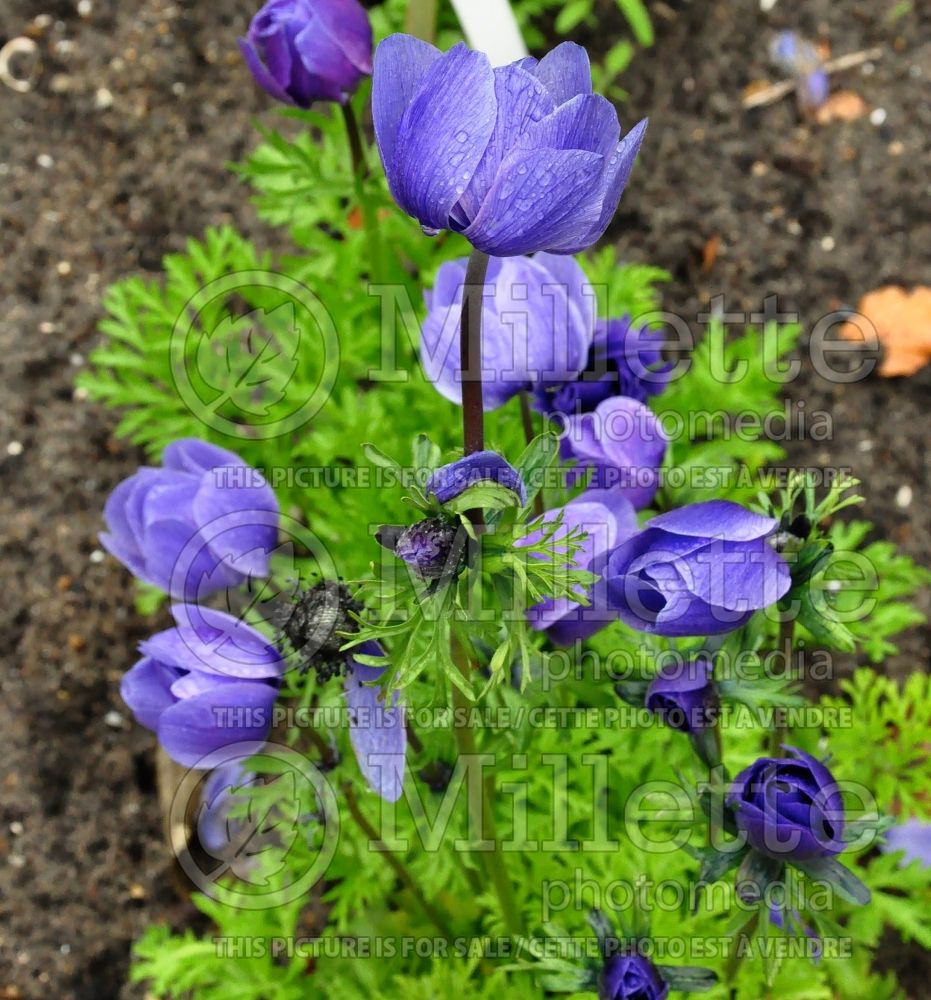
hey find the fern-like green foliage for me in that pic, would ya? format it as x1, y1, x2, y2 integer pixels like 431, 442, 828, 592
83, 45, 931, 1000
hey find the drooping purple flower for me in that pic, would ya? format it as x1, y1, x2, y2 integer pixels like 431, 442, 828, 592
345, 641, 406, 803
881, 819, 931, 869
605, 500, 791, 637
728, 747, 846, 862
537, 316, 671, 416
599, 953, 669, 1000
420, 253, 595, 411
120, 605, 284, 768
426, 451, 527, 507
239, 0, 373, 108
560, 395, 669, 509
100, 438, 279, 603
372, 35, 647, 256
645, 654, 719, 733
518, 487, 637, 645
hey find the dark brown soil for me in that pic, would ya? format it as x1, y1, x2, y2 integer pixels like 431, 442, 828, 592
0, 1, 928, 998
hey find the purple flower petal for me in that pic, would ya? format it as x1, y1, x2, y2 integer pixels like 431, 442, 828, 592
392, 43, 496, 231
648, 500, 778, 541
456, 62, 555, 223
156, 682, 278, 768
372, 34, 443, 205
239, 36, 295, 103
191, 470, 279, 580
676, 538, 791, 613
531, 41, 592, 106
120, 656, 180, 731
344, 642, 406, 803
463, 146, 605, 257
518, 93, 619, 158
426, 451, 527, 506
883, 819, 931, 868
311, 0, 373, 74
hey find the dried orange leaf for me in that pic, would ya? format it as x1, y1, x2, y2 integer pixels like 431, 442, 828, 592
701, 234, 721, 274
840, 286, 931, 377
815, 90, 869, 124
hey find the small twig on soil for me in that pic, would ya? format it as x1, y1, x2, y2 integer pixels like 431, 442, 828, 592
742, 47, 884, 109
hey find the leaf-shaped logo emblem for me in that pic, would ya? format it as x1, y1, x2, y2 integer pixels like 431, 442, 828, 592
196, 769, 302, 888
196, 304, 301, 418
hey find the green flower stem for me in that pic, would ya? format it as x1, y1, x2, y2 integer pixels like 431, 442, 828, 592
342, 782, 455, 939
770, 616, 796, 755
451, 634, 523, 938
519, 390, 545, 517
341, 102, 386, 284
724, 910, 760, 986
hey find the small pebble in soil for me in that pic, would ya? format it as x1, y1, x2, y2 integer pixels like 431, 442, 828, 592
8, 855, 25, 869
77, 0, 93, 15
858, 439, 874, 452
889, 140, 904, 156
94, 87, 113, 109
6, 441, 23, 457
869, 107, 887, 126
9, 822, 23, 836
36, 153, 54, 169
104, 710, 125, 729
820, 236, 836, 251
896, 485, 913, 509
89, 549, 105, 564
56, 261, 71, 276
786, 219, 802, 236
759, 0, 778, 10
69, 352, 83, 367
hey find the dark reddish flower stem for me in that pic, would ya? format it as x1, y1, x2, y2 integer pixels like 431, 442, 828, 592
460, 249, 491, 457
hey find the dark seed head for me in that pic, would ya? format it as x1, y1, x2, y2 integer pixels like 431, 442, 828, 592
280, 581, 361, 680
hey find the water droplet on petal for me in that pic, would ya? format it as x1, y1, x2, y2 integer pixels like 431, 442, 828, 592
456, 130, 469, 143
421, 225, 441, 237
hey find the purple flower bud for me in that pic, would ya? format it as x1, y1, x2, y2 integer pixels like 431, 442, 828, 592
120, 605, 284, 767
728, 747, 846, 861
605, 500, 791, 637
560, 395, 669, 509
421, 253, 595, 411
372, 36, 647, 256
426, 451, 527, 507
645, 655, 719, 732
239, 0, 373, 108
395, 517, 467, 581
100, 438, 279, 603
538, 316, 671, 416
599, 954, 669, 1000
519, 487, 638, 645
